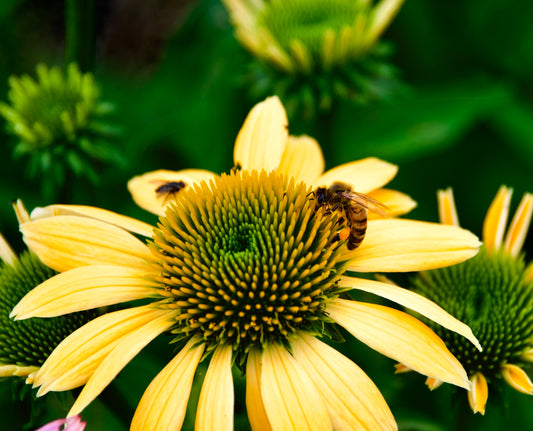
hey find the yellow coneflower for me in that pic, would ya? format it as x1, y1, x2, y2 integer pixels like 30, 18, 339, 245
222, 0, 405, 116
13, 97, 482, 430
0, 201, 95, 384
409, 186, 533, 415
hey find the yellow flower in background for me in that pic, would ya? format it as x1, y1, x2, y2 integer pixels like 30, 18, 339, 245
222, 0, 406, 116
409, 187, 533, 415
13, 97, 482, 430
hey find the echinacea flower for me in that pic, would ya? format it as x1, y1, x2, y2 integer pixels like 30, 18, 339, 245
13, 97, 482, 430
409, 186, 533, 415
35, 415, 86, 431
223, 0, 405, 117
0, 201, 95, 384
0, 63, 120, 193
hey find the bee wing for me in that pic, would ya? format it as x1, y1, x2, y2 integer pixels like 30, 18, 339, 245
337, 191, 389, 217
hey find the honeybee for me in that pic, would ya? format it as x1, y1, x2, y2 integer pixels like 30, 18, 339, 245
153, 180, 187, 205
312, 182, 388, 250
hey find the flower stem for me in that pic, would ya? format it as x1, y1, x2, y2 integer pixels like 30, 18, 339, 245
64, 0, 95, 72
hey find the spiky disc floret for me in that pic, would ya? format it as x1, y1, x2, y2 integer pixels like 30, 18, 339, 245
0, 252, 96, 368
150, 170, 347, 365
260, 0, 364, 61
412, 246, 533, 380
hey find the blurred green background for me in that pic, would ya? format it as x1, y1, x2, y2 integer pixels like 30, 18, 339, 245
0, 0, 532, 429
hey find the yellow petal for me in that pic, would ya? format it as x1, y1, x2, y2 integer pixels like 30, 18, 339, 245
292, 333, 397, 431
344, 219, 481, 272
367, 188, 417, 219
501, 363, 533, 394
503, 193, 533, 258
12, 198, 31, 224
30, 204, 155, 237
314, 158, 398, 194
468, 372, 488, 415
68, 312, 174, 416
11, 265, 160, 319
365, 0, 406, 46
261, 343, 332, 431
482, 186, 512, 252
425, 377, 443, 391
131, 338, 205, 431
277, 135, 324, 184
0, 365, 19, 377
326, 299, 470, 389
0, 233, 17, 265
34, 305, 165, 394
127, 169, 218, 216
339, 276, 482, 351
437, 188, 459, 226
21, 215, 152, 272
525, 263, 533, 284
246, 348, 273, 431
233, 96, 288, 172
393, 364, 411, 374
196, 345, 234, 431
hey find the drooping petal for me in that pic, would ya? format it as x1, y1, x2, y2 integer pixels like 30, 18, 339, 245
292, 333, 397, 431
21, 215, 153, 272
338, 276, 481, 351
11, 265, 160, 319
326, 299, 470, 389
277, 135, 325, 184
233, 96, 288, 172
482, 186, 512, 252
503, 193, 533, 258
127, 169, 218, 216
261, 343, 332, 431
437, 188, 459, 226
343, 219, 481, 272
68, 312, 175, 416
30, 204, 154, 237
367, 189, 417, 219
501, 363, 533, 394
33, 305, 167, 394
468, 372, 488, 415
246, 348, 273, 431
196, 344, 234, 431
131, 338, 205, 431
314, 158, 398, 194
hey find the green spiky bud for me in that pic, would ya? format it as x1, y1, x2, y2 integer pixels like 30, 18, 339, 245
0, 63, 122, 191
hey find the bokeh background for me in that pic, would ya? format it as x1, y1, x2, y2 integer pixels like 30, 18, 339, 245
0, 0, 532, 429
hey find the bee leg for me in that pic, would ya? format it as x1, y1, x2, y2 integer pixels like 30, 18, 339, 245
335, 216, 345, 227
